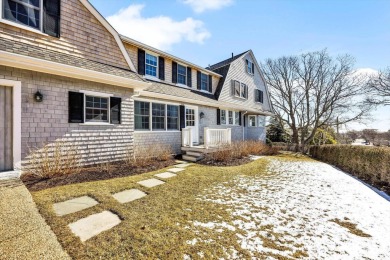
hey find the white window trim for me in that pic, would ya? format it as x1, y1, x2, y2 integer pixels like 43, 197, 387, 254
220, 109, 240, 126
145, 52, 159, 78
255, 89, 264, 104
248, 115, 257, 127
134, 99, 180, 132
0, 0, 47, 35
247, 59, 254, 75
233, 80, 247, 99
0, 79, 21, 171
79, 90, 113, 125
200, 72, 210, 92
177, 63, 187, 85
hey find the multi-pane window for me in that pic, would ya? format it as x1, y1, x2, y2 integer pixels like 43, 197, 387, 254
152, 103, 165, 130
235, 112, 240, 125
258, 116, 266, 127
135, 101, 179, 131
186, 108, 195, 127
248, 115, 257, 127
247, 59, 254, 74
145, 53, 158, 77
228, 111, 233, 125
178, 64, 187, 85
167, 105, 179, 130
255, 89, 264, 103
85, 96, 108, 122
200, 73, 209, 91
233, 80, 247, 99
135, 101, 150, 130
220, 110, 226, 125
3, 0, 41, 30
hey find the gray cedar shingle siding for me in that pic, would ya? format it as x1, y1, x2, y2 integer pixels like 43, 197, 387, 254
0, 38, 143, 82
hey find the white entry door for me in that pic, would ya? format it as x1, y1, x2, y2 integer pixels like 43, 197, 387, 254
0, 86, 13, 172
185, 105, 199, 145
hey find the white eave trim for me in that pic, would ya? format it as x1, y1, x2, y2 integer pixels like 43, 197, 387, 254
139, 90, 274, 116
79, 0, 137, 72
120, 35, 222, 78
0, 51, 150, 90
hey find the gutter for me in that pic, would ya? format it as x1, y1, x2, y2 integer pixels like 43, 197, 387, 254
0, 51, 151, 90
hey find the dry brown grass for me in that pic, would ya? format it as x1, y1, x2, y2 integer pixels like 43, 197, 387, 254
23, 141, 81, 179
207, 140, 279, 162
330, 218, 372, 237
126, 143, 174, 167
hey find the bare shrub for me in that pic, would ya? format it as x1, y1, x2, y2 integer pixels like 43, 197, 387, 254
125, 143, 174, 167
23, 141, 81, 179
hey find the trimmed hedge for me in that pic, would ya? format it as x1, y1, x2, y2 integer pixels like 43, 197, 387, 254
309, 145, 390, 187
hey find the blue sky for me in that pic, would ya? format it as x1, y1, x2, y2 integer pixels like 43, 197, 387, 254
90, 0, 390, 131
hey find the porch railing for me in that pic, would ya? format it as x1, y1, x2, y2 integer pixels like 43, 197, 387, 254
204, 127, 231, 149
182, 127, 193, 147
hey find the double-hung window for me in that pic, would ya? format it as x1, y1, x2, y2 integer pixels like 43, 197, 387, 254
135, 101, 179, 131
248, 115, 257, 127
255, 89, 264, 103
247, 59, 254, 74
3, 0, 41, 29
145, 53, 158, 77
220, 110, 226, 125
200, 73, 209, 91
85, 95, 109, 123
233, 80, 247, 99
220, 109, 240, 126
177, 64, 187, 85
228, 111, 234, 125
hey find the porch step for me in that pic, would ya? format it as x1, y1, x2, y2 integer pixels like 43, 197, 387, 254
182, 154, 203, 162
186, 151, 203, 157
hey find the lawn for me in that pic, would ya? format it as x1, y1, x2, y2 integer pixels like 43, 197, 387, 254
31, 154, 390, 259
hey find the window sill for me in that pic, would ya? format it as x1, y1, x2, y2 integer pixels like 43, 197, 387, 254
0, 18, 48, 37
144, 75, 162, 82
198, 89, 212, 94
79, 123, 115, 126
233, 95, 247, 100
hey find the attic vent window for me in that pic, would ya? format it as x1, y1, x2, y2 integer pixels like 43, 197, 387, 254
2, 0, 61, 37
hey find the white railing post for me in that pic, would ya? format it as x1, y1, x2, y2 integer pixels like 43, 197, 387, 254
227, 128, 232, 145
188, 128, 193, 147
204, 127, 209, 149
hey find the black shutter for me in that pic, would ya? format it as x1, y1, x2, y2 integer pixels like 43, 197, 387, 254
246, 59, 249, 73
252, 63, 255, 74
138, 49, 145, 75
110, 97, 121, 124
255, 89, 259, 102
197, 71, 201, 90
158, 56, 165, 80
179, 105, 185, 130
260, 90, 264, 103
68, 91, 84, 123
217, 109, 221, 125
43, 0, 61, 38
187, 67, 192, 87
239, 112, 242, 126
243, 115, 246, 127
172, 61, 178, 83
208, 75, 212, 92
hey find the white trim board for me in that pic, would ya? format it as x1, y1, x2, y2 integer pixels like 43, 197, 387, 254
0, 79, 21, 171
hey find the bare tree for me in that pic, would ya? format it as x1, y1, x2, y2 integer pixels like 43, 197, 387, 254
367, 67, 390, 105
262, 49, 372, 152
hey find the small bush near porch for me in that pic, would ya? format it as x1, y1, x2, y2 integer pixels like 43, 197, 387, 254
200, 141, 279, 166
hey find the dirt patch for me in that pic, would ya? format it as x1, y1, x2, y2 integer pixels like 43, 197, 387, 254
198, 157, 252, 167
21, 159, 176, 192
330, 218, 372, 237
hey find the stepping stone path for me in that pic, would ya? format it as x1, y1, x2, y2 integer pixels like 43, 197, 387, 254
154, 172, 177, 179
137, 178, 165, 188
55, 160, 193, 242
249, 155, 264, 161
167, 168, 185, 173
68, 211, 121, 242
53, 196, 98, 216
112, 189, 147, 204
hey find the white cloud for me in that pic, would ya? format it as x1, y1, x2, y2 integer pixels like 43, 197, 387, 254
182, 0, 233, 13
107, 4, 211, 51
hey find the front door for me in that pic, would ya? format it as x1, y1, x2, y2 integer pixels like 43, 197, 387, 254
0, 86, 13, 172
185, 105, 199, 145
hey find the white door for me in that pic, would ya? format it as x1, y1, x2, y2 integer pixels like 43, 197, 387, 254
0, 86, 13, 172
185, 105, 199, 145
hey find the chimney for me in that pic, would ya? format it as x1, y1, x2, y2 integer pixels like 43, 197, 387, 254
231, 53, 234, 58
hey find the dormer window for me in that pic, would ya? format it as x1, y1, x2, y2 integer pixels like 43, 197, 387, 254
177, 64, 187, 85
246, 59, 254, 75
2, 0, 61, 37
145, 53, 158, 77
200, 73, 208, 91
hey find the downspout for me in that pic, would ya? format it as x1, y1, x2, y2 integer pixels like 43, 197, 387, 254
131, 90, 142, 160
241, 111, 248, 141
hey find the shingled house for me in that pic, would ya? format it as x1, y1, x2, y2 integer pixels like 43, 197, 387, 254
0, 0, 273, 174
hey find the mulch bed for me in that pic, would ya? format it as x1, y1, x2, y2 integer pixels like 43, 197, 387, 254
197, 157, 252, 167
21, 159, 177, 192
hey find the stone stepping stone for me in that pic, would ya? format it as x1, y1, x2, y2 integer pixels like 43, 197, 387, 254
112, 189, 147, 204
68, 211, 121, 242
137, 178, 165, 188
154, 172, 177, 179
167, 168, 185, 173
249, 155, 265, 161
53, 196, 98, 216
175, 160, 187, 164
175, 163, 191, 168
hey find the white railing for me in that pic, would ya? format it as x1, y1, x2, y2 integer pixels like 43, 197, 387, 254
182, 127, 193, 147
204, 127, 231, 149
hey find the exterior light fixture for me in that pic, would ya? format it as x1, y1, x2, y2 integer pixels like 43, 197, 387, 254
200, 112, 205, 119
34, 91, 43, 102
